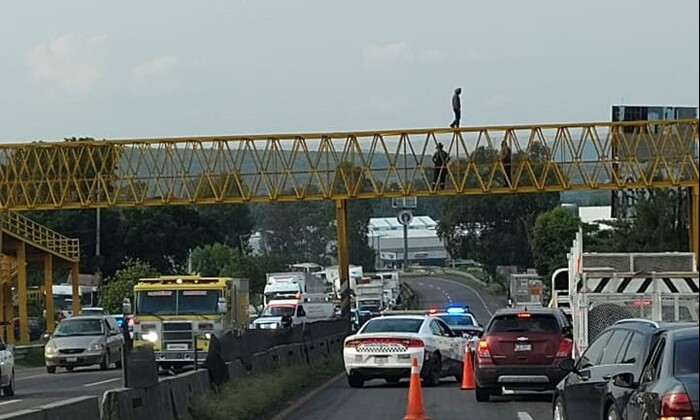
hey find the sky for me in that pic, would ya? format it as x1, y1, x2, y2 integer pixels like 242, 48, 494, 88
0, 0, 698, 143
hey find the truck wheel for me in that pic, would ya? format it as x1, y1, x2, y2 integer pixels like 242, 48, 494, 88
46, 366, 56, 374
100, 353, 109, 370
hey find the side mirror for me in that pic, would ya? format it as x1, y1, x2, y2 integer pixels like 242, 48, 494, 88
559, 358, 576, 373
612, 372, 637, 389
217, 298, 227, 314
122, 298, 132, 315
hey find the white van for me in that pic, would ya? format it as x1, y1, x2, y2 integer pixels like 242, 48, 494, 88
251, 296, 335, 329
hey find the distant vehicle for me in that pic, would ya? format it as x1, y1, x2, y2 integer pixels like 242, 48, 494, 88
343, 314, 468, 388
620, 325, 699, 420
251, 294, 335, 329
14, 317, 44, 342
429, 306, 483, 350
44, 315, 124, 374
0, 337, 15, 396
553, 319, 699, 420
474, 307, 573, 402
52, 284, 99, 317
80, 307, 106, 316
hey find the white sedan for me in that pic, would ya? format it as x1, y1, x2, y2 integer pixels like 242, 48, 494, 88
343, 314, 468, 388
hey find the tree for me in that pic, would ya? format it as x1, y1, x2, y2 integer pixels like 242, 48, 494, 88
191, 243, 238, 276
438, 144, 560, 272
531, 207, 581, 280
98, 258, 157, 314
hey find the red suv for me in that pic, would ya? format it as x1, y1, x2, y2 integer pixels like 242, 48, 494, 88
474, 307, 573, 402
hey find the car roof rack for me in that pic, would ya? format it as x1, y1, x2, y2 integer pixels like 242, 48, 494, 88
614, 318, 660, 328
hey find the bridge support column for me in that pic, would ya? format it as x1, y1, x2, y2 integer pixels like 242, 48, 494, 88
71, 262, 80, 316
44, 254, 55, 333
690, 186, 699, 270
17, 242, 29, 344
335, 199, 350, 320
1, 283, 12, 345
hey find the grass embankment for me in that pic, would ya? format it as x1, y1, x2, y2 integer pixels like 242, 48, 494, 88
191, 354, 343, 420
397, 281, 419, 309
15, 346, 45, 368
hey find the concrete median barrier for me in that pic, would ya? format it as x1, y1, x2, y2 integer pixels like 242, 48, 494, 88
226, 359, 247, 380
166, 370, 209, 420
0, 409, 44, 420
102, 383, 174, 420
250, 351, 272, 374
0, 397, 100, 420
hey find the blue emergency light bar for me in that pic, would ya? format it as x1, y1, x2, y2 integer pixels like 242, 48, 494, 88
446, 306, 469, 314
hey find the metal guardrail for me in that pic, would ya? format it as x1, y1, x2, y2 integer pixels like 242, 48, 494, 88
10, 343, 44, 359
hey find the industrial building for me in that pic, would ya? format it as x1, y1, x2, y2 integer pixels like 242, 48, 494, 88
368, 216, 449, 268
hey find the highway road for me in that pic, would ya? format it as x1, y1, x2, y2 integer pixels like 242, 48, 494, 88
285, 275, 553, 420
0, 365, 124, 414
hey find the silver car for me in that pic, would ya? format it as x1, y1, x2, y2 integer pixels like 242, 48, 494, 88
44, 315, 124, 373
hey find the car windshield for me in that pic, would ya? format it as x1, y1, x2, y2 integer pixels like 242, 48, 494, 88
488, 314, 559, 333
438, 315, 475, 327
674, 337, 699, 375
362, 318, 423, 333
261, 305, 295, 317
54, 319, 103, 337
135, 289, 221, 315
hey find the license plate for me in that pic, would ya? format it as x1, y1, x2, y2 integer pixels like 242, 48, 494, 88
67, 357, 78, 362
375, 356, 389, 365
515, 343, 531, 352
167, 344, 188, 350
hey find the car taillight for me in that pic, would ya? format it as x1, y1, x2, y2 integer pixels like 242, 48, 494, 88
345, 339, 362, 347
477, 339, 491, 359
405, 339, 424, 348
556, 338, 573, 358
660, 393, 694, 419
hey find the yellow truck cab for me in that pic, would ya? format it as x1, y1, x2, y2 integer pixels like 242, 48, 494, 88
125, 276, 248, 370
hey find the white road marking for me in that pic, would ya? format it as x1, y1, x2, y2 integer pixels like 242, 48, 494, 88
516, 412, 534, 420
83, 377, 121, 387
0, 400, 22, 406
429, 277, 494, 316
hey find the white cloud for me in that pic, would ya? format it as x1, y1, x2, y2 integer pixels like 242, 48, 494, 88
362, 42, 415, 68
27, 34, 106, 95
131, 56, 179, 83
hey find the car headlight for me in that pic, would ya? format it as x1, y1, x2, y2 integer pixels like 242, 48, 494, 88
142, 331, 159, 343
45, 344, 57, 355
87, 343, 104, 352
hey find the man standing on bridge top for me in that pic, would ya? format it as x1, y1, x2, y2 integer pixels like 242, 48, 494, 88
432, 143, 450, 190
450, 87, 462, 128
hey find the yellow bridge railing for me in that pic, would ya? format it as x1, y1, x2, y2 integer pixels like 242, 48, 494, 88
0, 212, 80, 261
0, 119, 697, 209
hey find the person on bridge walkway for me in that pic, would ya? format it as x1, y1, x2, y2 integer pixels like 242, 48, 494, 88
432, 143, 450, 190
450, 87, 462, 128
499, 139, 512, 187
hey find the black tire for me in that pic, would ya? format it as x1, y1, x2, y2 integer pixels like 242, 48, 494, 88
115, 360, 122, 369
475, 384, 490, 402
46, 365, 56, 374
423, 356, 441, 387
553, 396, 567, 420
2, 370, 14, 397
606, 403, 621, 420
100, 352, 109, 370
66, 366, 75, 372
347, 373, 364, 388
490, 386, 503, 396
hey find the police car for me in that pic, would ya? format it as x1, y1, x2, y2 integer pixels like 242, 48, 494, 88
343, 312, 468, 388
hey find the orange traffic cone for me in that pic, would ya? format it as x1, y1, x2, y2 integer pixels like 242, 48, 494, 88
404, 358, 430, 420
460, 344, 475, 390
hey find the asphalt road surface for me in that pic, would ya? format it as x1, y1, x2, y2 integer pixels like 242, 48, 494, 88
285, 276, 553, 420
0, 365, 124, 414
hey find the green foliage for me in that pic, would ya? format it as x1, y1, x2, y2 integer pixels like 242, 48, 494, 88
98, 258, 158, 314
531, 207, 581, 280
191, 355, 343, 420
191, 243, 289, 294
585, 189, 689, 253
